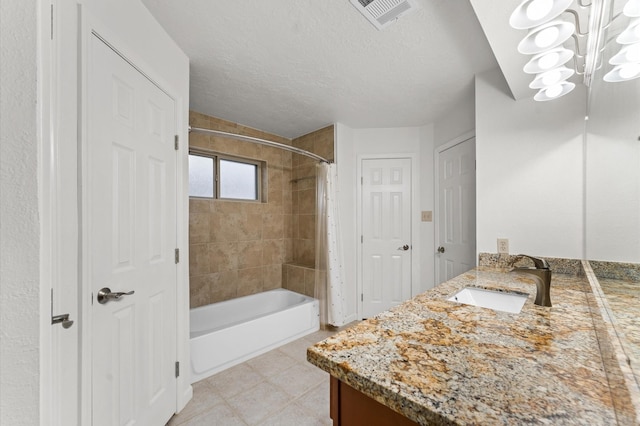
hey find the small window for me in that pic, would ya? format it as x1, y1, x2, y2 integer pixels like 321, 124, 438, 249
188, 151, 262, 202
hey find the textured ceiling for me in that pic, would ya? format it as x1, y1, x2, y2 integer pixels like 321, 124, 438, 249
141, 0, 499, 138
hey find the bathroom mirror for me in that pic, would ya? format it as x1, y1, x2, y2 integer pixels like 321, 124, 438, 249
584, 35, 640, 381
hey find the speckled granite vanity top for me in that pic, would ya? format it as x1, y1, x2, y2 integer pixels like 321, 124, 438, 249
307, 267, 639, 425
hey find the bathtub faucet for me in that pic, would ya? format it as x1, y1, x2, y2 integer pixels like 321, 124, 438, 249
510, 254, 552, 307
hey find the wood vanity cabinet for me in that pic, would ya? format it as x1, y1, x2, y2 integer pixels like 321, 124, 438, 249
330, 377, 419, 426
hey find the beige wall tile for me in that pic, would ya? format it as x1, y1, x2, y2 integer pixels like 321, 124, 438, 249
237, 267, 263, 297
190, 198, 212, 214
237, 241, 264, 269
298, 214, 316, 240
189, 274, 211, 308
298, 188, 316, 215
210, 270, 239, 303
304, 269, 316, 298
209, 242, 239, 272
294, 239, 315, 267
263, 265, 282, 291
209, 213, 241, 242
284, 239, 294, 263
189, 212, 210, 244
263, 214, 284, 239
262, 239, 284, 265
238, 213, 263, 241
189, 243, 210, 277
284, 265, 305, 295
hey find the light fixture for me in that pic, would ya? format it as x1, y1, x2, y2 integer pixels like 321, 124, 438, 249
510, 0, 640, 101
616, 18, 640, 44
534, 81, 576, 101
624, 0, 640, 17
524, 47, 574, 73
609, 42, 640, 64
529, 66, 575, 88
517, 20, 576, 54
510, 0, 574, 29
604, 63, 640, 81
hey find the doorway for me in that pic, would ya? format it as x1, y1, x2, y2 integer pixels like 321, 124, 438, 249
359, 157, 413, 318
435, 136, 476, 284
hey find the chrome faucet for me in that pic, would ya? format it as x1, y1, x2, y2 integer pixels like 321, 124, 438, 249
510, 255, 552, 307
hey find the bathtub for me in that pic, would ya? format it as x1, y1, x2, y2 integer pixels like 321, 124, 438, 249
190, 288, 319, 383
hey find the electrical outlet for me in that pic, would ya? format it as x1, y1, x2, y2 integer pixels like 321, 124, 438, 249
421, 211, 433, 222
497, 238, 509, 254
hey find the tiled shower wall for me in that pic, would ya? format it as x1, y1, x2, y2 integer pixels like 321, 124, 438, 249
188, 111, 293, 308
188, 110, 334, 307
288, 126, 335, 267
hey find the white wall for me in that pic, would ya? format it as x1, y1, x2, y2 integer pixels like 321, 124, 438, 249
335, 123, 436, 320
434, 95, 475, 149
475, 68, 586, 259
0, 0, 190, 423
585, 73, 640, 262
0, 1, 40, 425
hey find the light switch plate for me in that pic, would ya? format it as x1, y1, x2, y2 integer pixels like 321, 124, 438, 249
421, 211, 433, 222
497, 238, 509, 254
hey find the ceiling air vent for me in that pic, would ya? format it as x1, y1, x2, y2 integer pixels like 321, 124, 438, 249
349, 0, 420, 30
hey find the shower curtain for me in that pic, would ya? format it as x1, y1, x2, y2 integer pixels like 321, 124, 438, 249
315, 162, 347, 328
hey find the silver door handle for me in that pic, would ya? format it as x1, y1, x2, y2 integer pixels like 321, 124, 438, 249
97, 287, 135, 304
397, 244, 410, 251
437, 246, 445, 253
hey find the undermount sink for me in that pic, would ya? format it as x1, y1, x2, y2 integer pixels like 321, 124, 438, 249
448, 287, 528, 314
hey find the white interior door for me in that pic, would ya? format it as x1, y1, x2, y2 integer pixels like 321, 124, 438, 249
88, 34, 177, 426
361, 158, 412, 318
436, 138, 476, 284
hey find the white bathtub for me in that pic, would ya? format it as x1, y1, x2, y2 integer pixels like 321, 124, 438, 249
190, 288, 319, 383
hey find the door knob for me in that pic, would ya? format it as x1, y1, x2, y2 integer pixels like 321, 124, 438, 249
397, 244, 410, 251
97, 287, 135, 304
437, 246, 445, 253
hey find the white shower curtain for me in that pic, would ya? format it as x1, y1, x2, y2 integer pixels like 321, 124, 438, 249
315, 162, 347, 328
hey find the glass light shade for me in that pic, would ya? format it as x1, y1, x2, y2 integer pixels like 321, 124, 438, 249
524, 47, 574, 73
609, 42, 640, 65
624, 0, 640, 17
604, 63, 640, 81
509, 0, 573, 29
529, 66, 575, 88
534, 81, 575, 101
517, 20, 575, 54
617, 18, 640, 44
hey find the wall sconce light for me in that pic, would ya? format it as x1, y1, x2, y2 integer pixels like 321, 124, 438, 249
510, 0, 640, 101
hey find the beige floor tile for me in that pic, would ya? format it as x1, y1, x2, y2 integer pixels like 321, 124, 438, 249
167, 381, 224, 425
205, 362, 264, 398
266, 362, 328, 398
225, 381, 291, 425
246, 348, 296, 379
296, 380, 331, 420
180, 401, 247, 426
259, 401, 328, 426
278, 338, 317, 363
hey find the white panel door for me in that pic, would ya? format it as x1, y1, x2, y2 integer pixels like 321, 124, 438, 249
437, 138, 476, 284
361, 158, 412, 318
88, 34, 177, 426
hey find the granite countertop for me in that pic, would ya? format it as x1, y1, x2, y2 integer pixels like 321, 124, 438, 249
307, 267, 638, 425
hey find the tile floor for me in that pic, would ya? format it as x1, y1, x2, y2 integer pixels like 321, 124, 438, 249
167, 328, 339, 425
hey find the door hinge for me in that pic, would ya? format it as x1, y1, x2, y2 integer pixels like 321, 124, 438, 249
361, 293, 363, 302
361, 235, 363, 243
175, 361, 180, 378
50, 4, 54, 40
175, 248, 180, 264
174, 135, 179, 150
361, 176, 363, 185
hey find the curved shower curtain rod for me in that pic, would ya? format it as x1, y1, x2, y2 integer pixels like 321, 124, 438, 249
188, 126, 331, 164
